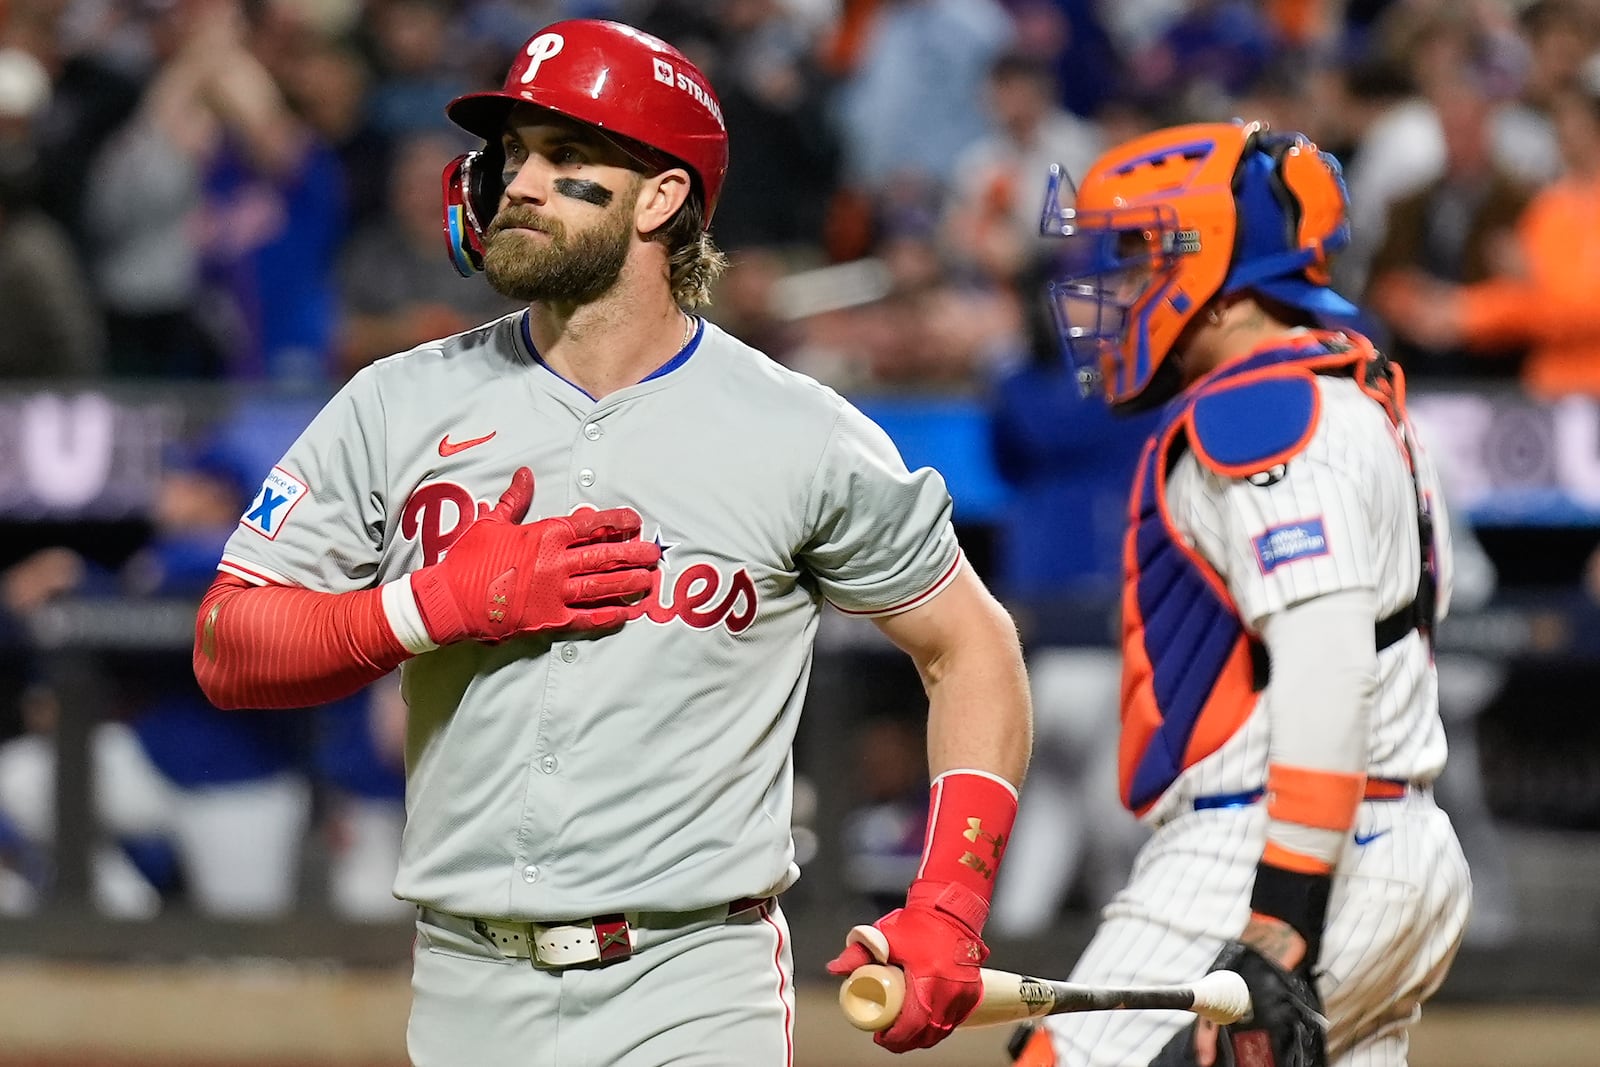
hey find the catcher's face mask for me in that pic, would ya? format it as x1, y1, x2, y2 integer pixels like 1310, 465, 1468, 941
1040, 121, 1359, 411
1040, 162, 1190, 405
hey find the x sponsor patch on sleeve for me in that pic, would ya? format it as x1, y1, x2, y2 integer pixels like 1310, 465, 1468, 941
241, 466, 310, 540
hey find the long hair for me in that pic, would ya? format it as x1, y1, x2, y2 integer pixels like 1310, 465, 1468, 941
648, 189, 728, 309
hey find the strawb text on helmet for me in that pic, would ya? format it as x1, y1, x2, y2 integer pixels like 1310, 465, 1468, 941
651, 58, 725, 130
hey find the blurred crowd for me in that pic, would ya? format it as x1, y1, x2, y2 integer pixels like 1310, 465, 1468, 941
2, 0, 1598, 928
0, 0, 1595, 398
0, 399, 409, 921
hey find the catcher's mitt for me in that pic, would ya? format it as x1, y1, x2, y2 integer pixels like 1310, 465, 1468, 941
1149, 941, 1327, 1067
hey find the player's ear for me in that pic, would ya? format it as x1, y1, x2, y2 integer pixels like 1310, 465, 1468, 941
1167, 298, 1223, 377
635, 168, 692, 236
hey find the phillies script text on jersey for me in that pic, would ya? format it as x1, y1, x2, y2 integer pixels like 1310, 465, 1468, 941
400, 479, 757, 632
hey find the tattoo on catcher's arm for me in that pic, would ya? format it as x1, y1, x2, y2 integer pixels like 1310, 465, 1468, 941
1240, 914, 1306, 969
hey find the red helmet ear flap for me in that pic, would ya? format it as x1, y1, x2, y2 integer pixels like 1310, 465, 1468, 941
440, 145, 505, 277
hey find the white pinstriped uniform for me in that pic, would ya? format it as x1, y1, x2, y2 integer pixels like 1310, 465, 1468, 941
1045, 375, 1472, 1066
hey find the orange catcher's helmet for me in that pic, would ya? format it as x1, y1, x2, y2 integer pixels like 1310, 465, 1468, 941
1039, 121, 1357, 410
441, 19, 728, 276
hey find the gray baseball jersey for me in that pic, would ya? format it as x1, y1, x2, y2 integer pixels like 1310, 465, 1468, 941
219, 312, 961, 920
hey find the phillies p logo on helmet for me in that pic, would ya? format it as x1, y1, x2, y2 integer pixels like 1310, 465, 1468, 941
520, 33, 564, 84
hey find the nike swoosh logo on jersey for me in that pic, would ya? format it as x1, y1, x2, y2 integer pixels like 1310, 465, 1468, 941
438, 431, 497, 457
1353, 829, 1390, 846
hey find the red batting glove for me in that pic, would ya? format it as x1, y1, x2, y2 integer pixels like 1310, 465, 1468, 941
409, 467, 660, 645
826, 879, 990, 1052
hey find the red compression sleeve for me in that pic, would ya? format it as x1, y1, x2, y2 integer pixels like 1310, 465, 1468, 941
915, 770, 1019, 922
193, 573, 411, 709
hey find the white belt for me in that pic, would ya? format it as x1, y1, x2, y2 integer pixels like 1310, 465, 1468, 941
470, 896, 772, 969
475, 916, 637, 967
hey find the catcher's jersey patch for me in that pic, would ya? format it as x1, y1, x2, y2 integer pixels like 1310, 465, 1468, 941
241, 466, 310, 540
1252, 518, 1328, 574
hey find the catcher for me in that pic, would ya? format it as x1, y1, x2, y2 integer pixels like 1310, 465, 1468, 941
1011, 120, 1472, 1067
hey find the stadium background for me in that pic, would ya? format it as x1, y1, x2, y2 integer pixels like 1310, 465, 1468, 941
1, 0, 1598, 1064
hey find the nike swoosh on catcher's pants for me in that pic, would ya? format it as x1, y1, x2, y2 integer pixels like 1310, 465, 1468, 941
1353, 829, 1391, 846
439, 432, 498, 457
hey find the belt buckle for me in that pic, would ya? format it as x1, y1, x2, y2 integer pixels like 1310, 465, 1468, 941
592, 914, 633, 963
528, 915, 634, 968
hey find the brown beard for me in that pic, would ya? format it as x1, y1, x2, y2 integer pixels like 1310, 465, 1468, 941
483, 196, 635, 304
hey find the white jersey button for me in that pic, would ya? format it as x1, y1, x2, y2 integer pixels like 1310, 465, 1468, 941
560, 643, 578, 662
540, 754, 559, 774
578, 468, 596, 487
521, 864, 540, 883
584, 423, 602, 441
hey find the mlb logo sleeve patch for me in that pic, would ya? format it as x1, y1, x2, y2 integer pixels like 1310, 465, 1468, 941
241, 466, 311, 540
1252, 518, 1329, 574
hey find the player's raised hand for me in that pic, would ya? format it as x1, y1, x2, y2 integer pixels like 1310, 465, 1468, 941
409, 467, 661, 645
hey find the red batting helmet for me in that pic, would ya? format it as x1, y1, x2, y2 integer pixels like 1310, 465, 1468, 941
441, 19, 729, 276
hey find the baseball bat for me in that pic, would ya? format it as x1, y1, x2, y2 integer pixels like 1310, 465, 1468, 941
839, 964, 1253, 1032
836, 924, 1251, 1033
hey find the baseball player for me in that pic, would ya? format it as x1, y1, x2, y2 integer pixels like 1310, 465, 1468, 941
190, 19, 1032, 1065
1010, 121, 1472, 1067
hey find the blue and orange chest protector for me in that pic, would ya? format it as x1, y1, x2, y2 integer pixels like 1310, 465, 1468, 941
1117, 330, 1435, 814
